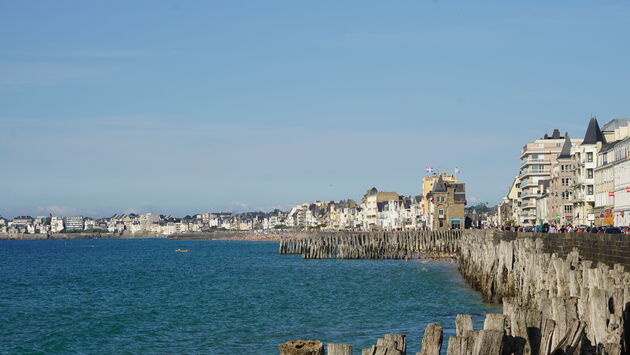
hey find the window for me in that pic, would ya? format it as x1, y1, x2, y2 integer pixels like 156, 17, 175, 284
532, 164, 545, 172
587, 152, 593, 163
561, 178, 571, 186
438, 208, 444, 216
587, 185, 594, 195
564, 205, 573, 214
562, 191, 571, 200
587, 169, 593, 179
561, 164, 571, 172
439, 220, 444, 228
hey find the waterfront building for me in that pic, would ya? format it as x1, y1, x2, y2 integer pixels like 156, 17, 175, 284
426, 176, 466, 230
11, 216, 33, 226
401, 195, 425, 230
336, 200, 360, 229
498, 176, 521, 225
285, 202, 328, 228
602, 118, 630, 143
571, 118, 605, 226
594, 142, 617, 226
50, 216, 64, 232
84, 218, 97, 230
545, 133, 578, 225
360, 188, 399, 229
63, 216, 84, 231
595, 119, 630, 226
421, 172, 457, 223
518, 129, 578, 226
615, 159, 630, 226
107, 220, 126, 233
138, 213, 161, 231
376, 199, 403, 230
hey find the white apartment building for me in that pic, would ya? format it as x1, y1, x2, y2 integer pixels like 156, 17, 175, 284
518, 129, 578, 225
63, 216, 84, 231
361, 188, 399, 229
50, 216, 64, 233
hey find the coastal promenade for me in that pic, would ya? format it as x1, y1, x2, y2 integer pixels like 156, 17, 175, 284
279, 230, 629, 354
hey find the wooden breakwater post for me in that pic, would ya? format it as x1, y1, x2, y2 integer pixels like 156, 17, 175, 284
361, 333, 407, 354
279, 340, 324, 355
327, 343, 352, 355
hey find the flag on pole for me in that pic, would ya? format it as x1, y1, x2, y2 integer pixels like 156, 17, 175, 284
609, 191, 615, 197
454, 167, 461, 174
626, 186, 630, 193
424, 166, 434, 173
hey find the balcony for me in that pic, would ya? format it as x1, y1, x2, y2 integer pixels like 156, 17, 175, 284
520, 146, 561, 159
521, 203, 537, 209
520, 158, 552, 169
521, 192, 540, 199
520, 180, 538, 188
520, 169, 550, 178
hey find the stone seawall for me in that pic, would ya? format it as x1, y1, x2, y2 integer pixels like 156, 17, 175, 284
279, 230, 630, 354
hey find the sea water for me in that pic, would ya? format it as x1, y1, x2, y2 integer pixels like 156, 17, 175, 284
0, 239, 500, 354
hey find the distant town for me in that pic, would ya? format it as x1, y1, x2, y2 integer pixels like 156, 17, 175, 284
2, 117, 629, 236
0, 173, 473, 235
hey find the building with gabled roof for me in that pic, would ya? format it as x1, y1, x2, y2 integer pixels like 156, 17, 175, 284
572, 117, 606, 226
426, 176, 466, 230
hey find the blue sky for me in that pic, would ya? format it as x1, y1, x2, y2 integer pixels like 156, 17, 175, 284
1, 1, 629, 217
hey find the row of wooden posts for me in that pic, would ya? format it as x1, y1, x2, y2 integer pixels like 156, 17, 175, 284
279, 230, 464, 260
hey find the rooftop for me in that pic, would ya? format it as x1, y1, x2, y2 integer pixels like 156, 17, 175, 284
582, 117, 606, 145
602, 118, 630, 132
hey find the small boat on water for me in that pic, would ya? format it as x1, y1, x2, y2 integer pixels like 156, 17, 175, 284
175, 249, 189, 253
